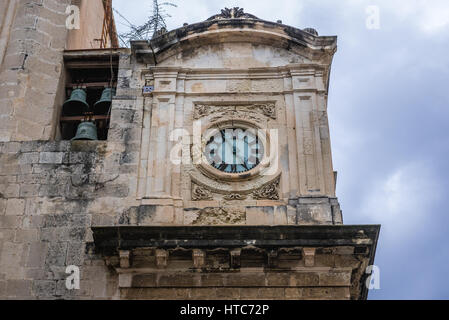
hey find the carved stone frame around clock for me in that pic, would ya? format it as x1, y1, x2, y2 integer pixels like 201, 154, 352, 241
189, 101, 282, 202
198, 119, 274, 182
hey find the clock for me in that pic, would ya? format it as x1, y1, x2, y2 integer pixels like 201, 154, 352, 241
204, 127, 264, 174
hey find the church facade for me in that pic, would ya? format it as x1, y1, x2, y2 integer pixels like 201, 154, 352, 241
0, 2, 379, 300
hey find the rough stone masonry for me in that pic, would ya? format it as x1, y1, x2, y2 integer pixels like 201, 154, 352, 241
0, 3, 380, 300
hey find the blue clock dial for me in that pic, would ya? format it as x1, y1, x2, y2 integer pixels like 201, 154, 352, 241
205, 128, 263, 173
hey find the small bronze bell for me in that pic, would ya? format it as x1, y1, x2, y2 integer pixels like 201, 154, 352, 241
93, 88, 115, 115
72, 121, 98, 141
62, 88, 90, 116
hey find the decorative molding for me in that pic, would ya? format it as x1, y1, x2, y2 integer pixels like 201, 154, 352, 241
119, 250, 131, 269
192, 207, 246, 225
155, 249, 168, 269
191, 175, 281, 201
230, 248, 242, 268
223, 193, 247, 201
302, 248, 316, 267
193, 104, 209, 119
193, 103, 277, 120
207, 7, 259, 21
256, 103, 277, 119
192, 182, 213, 201
267, 250, 278, 268
192, 249, 206, 268
251, 176, 281, 200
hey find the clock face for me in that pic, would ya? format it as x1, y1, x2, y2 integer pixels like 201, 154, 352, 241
204, 128, 264, 174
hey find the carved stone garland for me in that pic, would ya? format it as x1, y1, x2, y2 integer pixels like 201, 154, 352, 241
191, 176, 280, 201
251, 176, 281, 200
192, 183, 213, 201
223, 193, 247, 201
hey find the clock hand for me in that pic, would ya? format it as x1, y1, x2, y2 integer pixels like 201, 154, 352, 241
223, 139, 239, 163
225, 140, 246, 166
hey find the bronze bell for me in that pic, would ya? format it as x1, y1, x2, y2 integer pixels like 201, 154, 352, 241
62, 88, 90, 116
72, 121, 98, 141
93, 87, 115, 115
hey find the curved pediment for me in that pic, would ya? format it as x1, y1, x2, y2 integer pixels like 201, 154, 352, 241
156, 42, 310, 68
131, 8, 337, 67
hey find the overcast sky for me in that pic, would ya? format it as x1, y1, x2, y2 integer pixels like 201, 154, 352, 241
113, 0, 449, 299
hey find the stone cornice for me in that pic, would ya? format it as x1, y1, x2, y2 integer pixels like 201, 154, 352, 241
132, 19, 337, 65
92, 225, 380, 253
92, 225, 380, 300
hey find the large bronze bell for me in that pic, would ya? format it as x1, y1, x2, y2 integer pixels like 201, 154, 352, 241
72, 121, 98, 141
93, 88, 115, 115
62, 88, 90, 116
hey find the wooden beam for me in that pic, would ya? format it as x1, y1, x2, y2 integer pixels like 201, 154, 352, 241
60, 115, 111, 122
66, 82, 116, 88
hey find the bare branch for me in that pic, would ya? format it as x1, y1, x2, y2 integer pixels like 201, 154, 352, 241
114, 0, 178, 47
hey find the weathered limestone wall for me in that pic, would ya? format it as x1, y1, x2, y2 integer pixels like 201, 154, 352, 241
0, 51, 146, 298
0, 140, 129, 298
0, 0, 71, 142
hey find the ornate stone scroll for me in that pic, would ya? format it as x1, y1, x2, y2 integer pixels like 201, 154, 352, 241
192, 182, 213, 201
191, 175, 281, 201
223, 193, 247, 201
254, 103, 276, 119
251, 176, 281, 200
193, 104, 209, 119
207, 7, 259, 20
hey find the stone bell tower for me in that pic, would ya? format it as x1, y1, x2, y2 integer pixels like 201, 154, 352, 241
0, 4, 379, 300
92, 8, 380, 300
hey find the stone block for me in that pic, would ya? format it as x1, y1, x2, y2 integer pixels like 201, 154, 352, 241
239, 288, 260, 299
0, 281, 5, 297
158, 273, 196, 287
3, 184, 20, 198
285, 288, 303, 299
14, 229, 38, 242
19, 141, 43, 153
122, 288, 189, 300
189, 288, 217, 299
6, 280, 32, 297
226, 273, 266, 287
273, 206, 288, 224
27, 242, 48, 268
257, 288, 285, 299
0, 199, 6, 215
266, 273, 289, 286
246, 206, 274, 225
216, 288, 240, 299
19, 153, 39, 165
289, 272, 319, 286
66, 242, 84, 266
201, 274, 225, 287
19, 184, 40, 197
39, 152, 64, 164
15, 119, 46, 141
131, 274, 157, 288
319, 271, 351, 286
32, 280, 56, 297
0, 216, 21, 228
314, 253, 335, 267
26, 268, 46, 279
45, 242, 68, 267
5, 199, 25, 216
